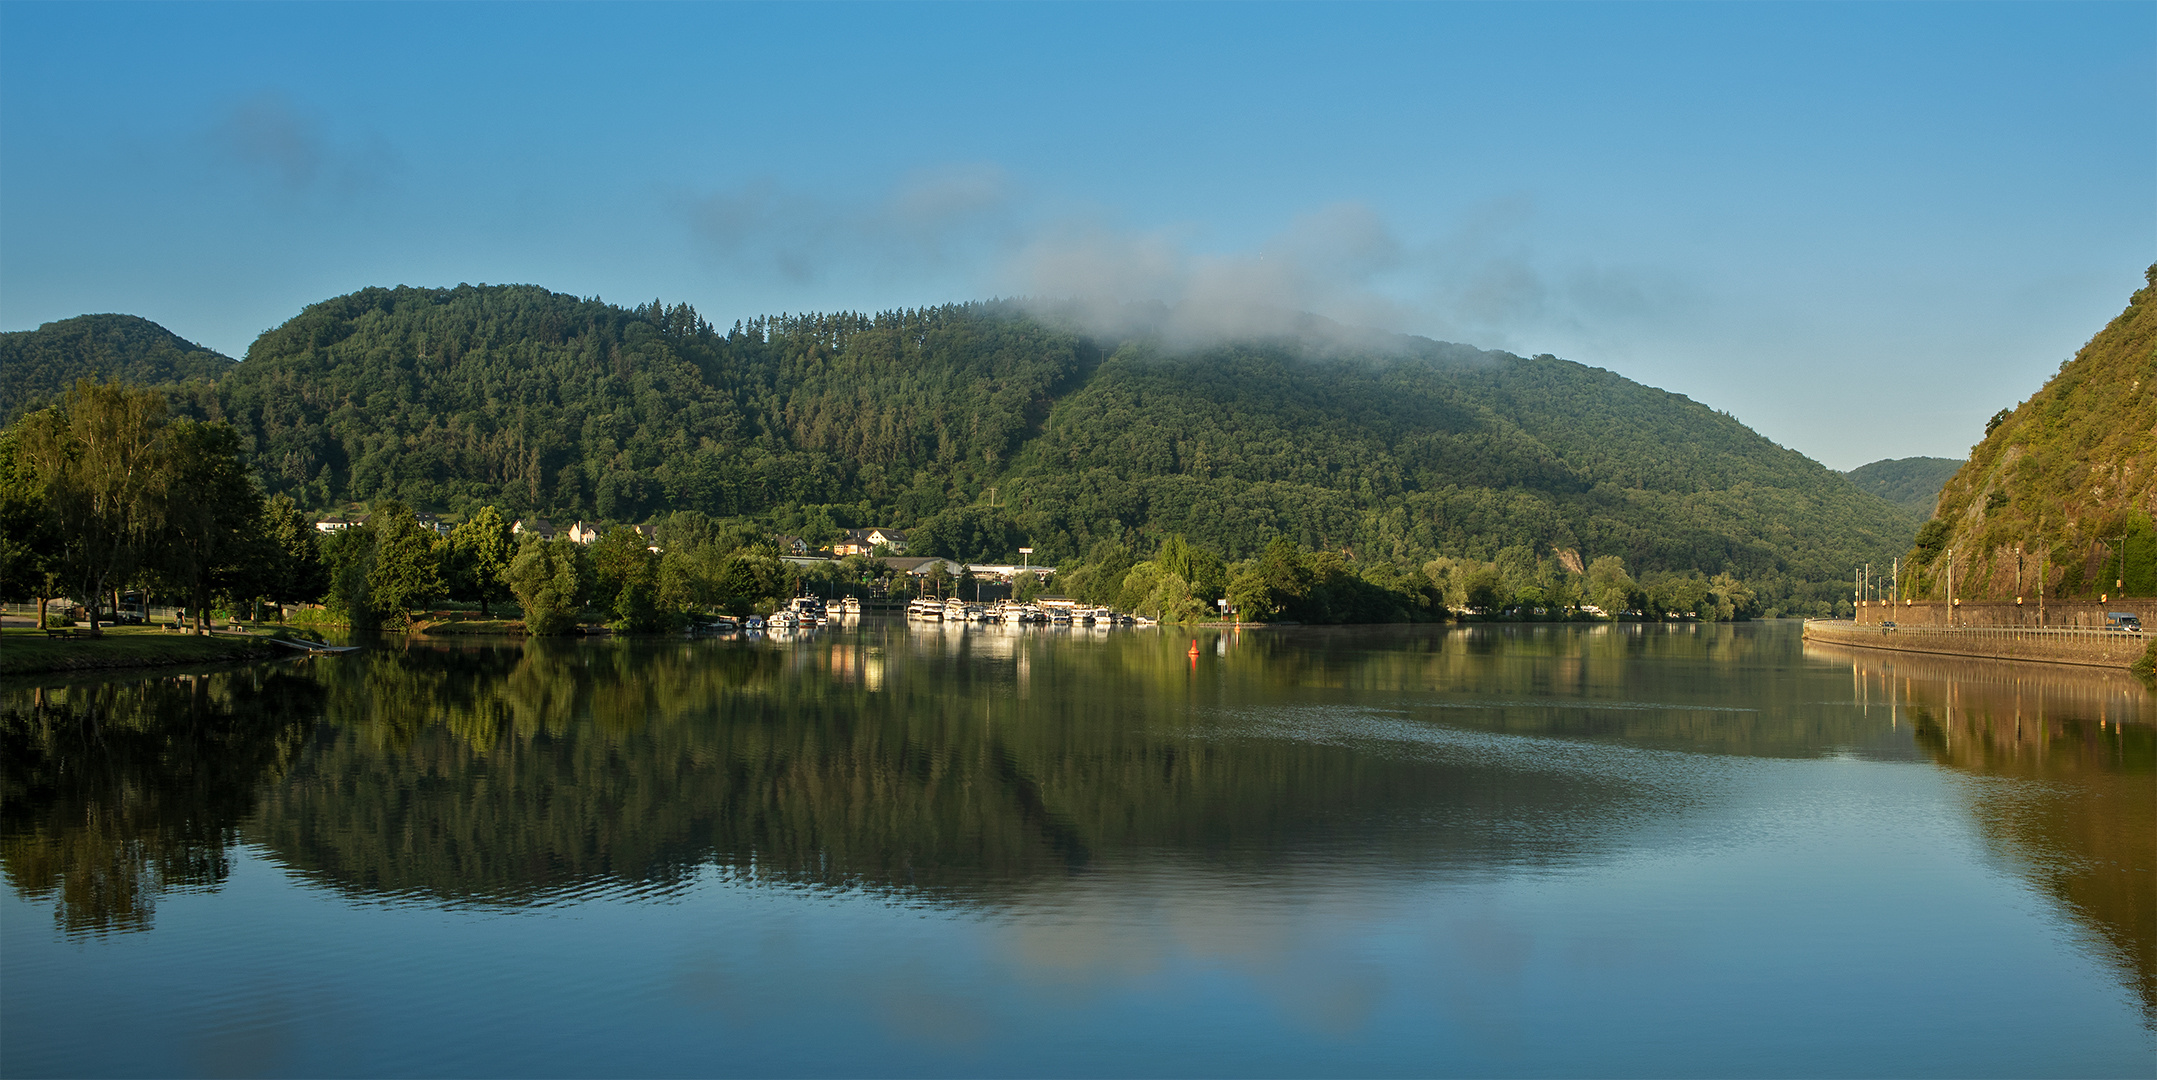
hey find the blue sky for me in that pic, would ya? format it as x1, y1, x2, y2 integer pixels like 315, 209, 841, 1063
3, 1, 2149, 469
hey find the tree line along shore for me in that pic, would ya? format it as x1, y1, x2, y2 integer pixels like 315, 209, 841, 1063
5, 378, 1788, 649
5, 286, 1937, 623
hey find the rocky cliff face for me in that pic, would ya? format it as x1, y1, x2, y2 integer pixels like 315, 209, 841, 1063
1911, 265, 2157, 600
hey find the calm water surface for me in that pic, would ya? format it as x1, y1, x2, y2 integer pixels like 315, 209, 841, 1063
3, 620, 2151, 1077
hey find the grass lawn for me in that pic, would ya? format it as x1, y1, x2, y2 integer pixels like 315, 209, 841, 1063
0, 625, 281, 676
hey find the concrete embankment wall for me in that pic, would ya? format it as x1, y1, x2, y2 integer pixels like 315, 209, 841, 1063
1804, 619, 2150, 670
1852, 597, 2157, 629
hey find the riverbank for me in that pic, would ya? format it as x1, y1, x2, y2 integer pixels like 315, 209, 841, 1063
1803, 618, 2153, 671
0, 625, 286, 676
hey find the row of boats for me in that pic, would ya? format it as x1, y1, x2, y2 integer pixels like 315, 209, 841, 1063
695, 595, 1155, 634
903, 598, 1151, 625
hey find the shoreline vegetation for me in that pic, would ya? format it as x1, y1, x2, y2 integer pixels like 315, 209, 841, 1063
5, 379, 1791, 649
6, 286, 1939, 644
9, 271, 2149, 665
10, 273, 2139, 647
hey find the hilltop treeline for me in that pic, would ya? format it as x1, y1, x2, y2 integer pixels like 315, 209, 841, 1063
1844, 456, 1962, 518
10, 283, 1920, 614
0, 314, 235, 426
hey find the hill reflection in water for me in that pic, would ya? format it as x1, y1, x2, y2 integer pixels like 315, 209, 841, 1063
5, 625, 2149, 1021
1808, 642, 2154, 1025
7, 622, 1921, 929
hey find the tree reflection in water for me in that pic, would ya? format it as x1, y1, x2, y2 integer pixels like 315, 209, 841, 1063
8, 621, 2150, 1044
0, 666, 322, 935
240, 631, 1661, 906
1816, 643, 2155, 1027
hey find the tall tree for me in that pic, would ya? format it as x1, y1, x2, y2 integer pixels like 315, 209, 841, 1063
449, 505, 514, 616
0, 428, 61, 626
506, 537, 590, 635
261, 494, 328, 609
12, 379, 169, 631
589, 526, 663, 630
153, 419, 266, 634
366, 501, 445, 625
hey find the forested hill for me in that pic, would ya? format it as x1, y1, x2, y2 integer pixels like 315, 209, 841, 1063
1908, 265, 2157, 600
0, 314, 235, 423
167, 282, 1907, 595
1845, 456, 1962, 517
1007, 337, 1915, 590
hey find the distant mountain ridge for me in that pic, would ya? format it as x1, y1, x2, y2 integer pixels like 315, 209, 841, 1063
1845, 457, 1962, 518
16, 283, 1916, 608
1909, 265, 2156, 600
0, 314, 235, 423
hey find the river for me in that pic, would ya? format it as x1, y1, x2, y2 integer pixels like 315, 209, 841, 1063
3, 620, 2151, 1076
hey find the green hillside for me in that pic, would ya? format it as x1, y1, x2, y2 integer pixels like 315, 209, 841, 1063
0, 314, 235, 423
1845, 456, 1963, 517
1908, 265, 2157, 600
1006, 336, 1916, 591
150, 283, 1912, 606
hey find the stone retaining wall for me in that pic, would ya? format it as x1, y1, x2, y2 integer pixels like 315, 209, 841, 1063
1852, 597, 2157, 629
1803, 619, 2150, 670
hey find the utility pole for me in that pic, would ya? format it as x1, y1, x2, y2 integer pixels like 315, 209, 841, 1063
1946, 547, 1954, 628
2037, 517, 2047, 627
2113, 530, 2131, 599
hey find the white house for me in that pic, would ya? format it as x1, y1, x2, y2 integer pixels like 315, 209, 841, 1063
833, 528, 907, 557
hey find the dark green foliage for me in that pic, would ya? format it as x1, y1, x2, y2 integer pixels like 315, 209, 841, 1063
505, 537, 590, 636
10, 381, 175, 628
152, 420, 268, 629
910, 504, 1024, 564
365, 501, 445, 624
589, 526, 668, 632
212, 285, 1092, 524
1912, 519, 1951, 565
1007, 339, 1913, 611
1223, 537, 1437, 624
0, 315, 235, 425
1845, 456, 1964, 518
445, 506, 513, 616
261, 495, 328, 604
319, 526, 380, 630
0, 428, 56, 604
16, 284, 1929, 618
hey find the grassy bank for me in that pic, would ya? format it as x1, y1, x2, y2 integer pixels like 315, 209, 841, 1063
0, 626, 281, 677
410, 615, 528, 635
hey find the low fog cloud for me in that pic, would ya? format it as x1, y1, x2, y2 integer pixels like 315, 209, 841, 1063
681, 163, 1017, 284
206, 91, 397, 195
678, 164, 1686, 352
1001, 202, 1425, 347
